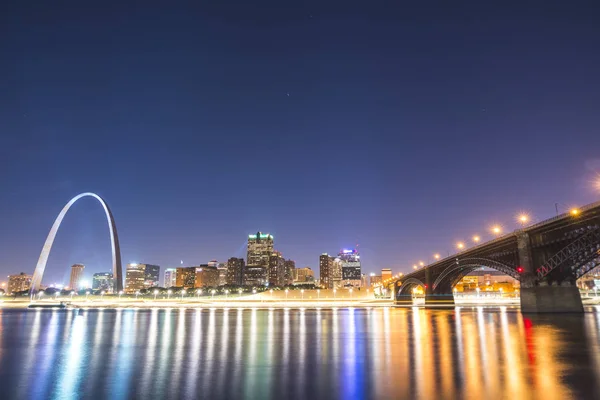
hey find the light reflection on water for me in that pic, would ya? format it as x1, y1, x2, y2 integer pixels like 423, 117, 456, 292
1, 307, 600, 399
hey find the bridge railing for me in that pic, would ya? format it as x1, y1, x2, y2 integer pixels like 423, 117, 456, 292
396, 199, 600, 283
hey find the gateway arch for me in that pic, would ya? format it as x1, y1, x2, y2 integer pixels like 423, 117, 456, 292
31, 192, 123, 293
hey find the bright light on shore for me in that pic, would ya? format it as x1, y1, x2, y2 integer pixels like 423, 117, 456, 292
457, 242, 465, 250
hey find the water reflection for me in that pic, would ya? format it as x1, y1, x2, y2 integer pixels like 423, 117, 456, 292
1, 307, 600, 399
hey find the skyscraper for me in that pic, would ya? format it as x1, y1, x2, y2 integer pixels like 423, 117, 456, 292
69, 264, 85, 291
284, 259, 295, 285
7, 272, 32, 294
93, 272, 114, 291
247, 232, 274, 267
209, 260, 228, 286
164, 268, 177, 288
124, 263, 145, 293
143, 264, 160, 288
226, 257, 245, 286
194, 265, 219, 288
319, 254, 332, 289
339, 249, 361, 288
176, 267, 196, 289
268, 252, 286, 287
124, 263, 160, 293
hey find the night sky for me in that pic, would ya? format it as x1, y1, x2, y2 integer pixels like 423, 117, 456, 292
1, 1, 599, 285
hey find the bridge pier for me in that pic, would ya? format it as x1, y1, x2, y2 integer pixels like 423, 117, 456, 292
521, 283, 583, 313
395, 294, 414, 305
425, 293, 455, 306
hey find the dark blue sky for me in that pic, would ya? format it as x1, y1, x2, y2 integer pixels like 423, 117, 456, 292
1, 1, 599, 285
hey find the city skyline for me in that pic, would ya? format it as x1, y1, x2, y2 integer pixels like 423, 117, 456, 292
1, 2, 599, 285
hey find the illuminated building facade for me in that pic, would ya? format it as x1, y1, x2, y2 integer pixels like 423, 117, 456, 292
143, 264, 160, 288
92, 272, 114, 291
124, 263, 145, 293
339, 249, 361, 288
194, 266, 219, 287
268, 252, 286, 286
244, 266, 267, 287
370, 274, 382, 287
319, 254, 332, 288
381, 268, 392, 282
247, 232, 274, 267
69, 264, 85, 291
7, 272, 32, 294
295, 267, 314, 283
226, 257, 245, 286
176, 267, 196, 289
164, 268, 177, 288
284, 259, 295, 285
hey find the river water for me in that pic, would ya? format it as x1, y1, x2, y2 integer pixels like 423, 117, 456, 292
2, 306, 600, 399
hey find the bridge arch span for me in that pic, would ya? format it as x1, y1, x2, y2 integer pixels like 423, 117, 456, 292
397, 277, 426, 299
31, 193, 123, 294
432, 257, 519, 292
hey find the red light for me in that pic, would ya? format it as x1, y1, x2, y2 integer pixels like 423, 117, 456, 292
516, 266, 524, 273
424, 284, 428, 288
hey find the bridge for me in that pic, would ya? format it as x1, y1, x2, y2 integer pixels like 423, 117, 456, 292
389, 200, 600, 313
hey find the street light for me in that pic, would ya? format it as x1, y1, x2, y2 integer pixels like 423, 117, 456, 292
167, 289, 172, 300
333, 288, 337, 299
135, 291, 140, 300
517, 213, 530, 226
86, 291, 90, 300
476, 287, 480, 297
301, 289, 304, 300
211, 289, 216, 300
419, 261, 424, 267
70, 291, 75, 300
349, 288, 353, 300
196, 289, 202, 299
434, 254, 440, 260
38, 291, 44, 301
317, 289, 320, 300
570, 208, 580, 216
491, 225, 502, 236
181, 289, 186, 300
238, 288, 243, 298
285, 289, 289, 300
119, 290, 123, 300
225, 289, 229, 300
457, 242, 465, 250
154, 289, 158, 300
472, 235, 481, 243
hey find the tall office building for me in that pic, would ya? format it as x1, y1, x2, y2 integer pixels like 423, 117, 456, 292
93, 272, 114, 291
243, 265, 267, 287
176, 267, 196, 289
382, 268, 392, 282
226, 257, 245, 286
247, 232, 274, 267
194, 265, 219, 288
268, 252, 286, 286
295, 267, 314, 283
7, 272, 32, 294
208, 260, 228, 286
69, 264, 85, 291
339, 249, 361, 288
124, 263, 145, 293
164, 268, 177, 288
124, 263, 160, 293
319, 254, 332, 288
217, 263, 228, 286
284, 259, 295, 285
143, 264, 160, 288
